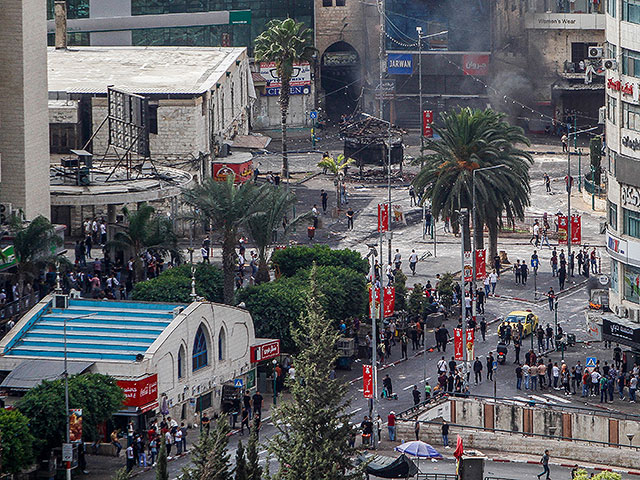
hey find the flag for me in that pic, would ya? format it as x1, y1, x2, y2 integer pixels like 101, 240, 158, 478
454, 434, 464, 459
454, 328, 463, 360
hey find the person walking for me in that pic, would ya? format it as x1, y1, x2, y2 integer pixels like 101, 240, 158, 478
409, 250, 418, 275
530, 220, 540, 247
550, 249, 558, 277
473, 356, 483, 384
516, 363, 523, 390
312, 205, 319, 228
476, 287, 485, 314
521, 262, 529, 286
126, 445, 135, 472
487, 353, 495, 381
480, 317, 487, 341
544, 172, 552, 193
537, 450, 551, 480
320, 189, 328, 213
558, 265, 567, 290
489, 270, 498, 295
387, 411, 397, 441
547, 288, 555, 312
412, 385, 421, 405
561, 133, 568, 152
514, 260, 521, 284
441, 421, 450, 448
531, 250, 539, 274
409, 185, 416, 206
483, 275, 491, 297
346, 208, 354, 229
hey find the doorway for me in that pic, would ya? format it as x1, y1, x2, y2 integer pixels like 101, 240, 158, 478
321, 41, 361, 119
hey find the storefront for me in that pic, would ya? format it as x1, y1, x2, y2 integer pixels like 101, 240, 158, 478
251, 339, 282, 395
602, 315, 640, 367
114, 374, 159, 431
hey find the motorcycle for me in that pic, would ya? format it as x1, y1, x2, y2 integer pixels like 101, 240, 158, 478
497, 342, 508, 364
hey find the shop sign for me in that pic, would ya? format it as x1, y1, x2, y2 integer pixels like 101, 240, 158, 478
622, 135, 640, 152
260, 62, 310, 96
250, 340, 280, 363
117, 374, 158, 408
621, 185, 640, 207
606, 230, 628, 262
323, 52, 358, 66
607, 74, 640, 103
387, 53, 413, 75
212, 160, 253, 183
462, 54, 490, 76
602, 318, 640, 345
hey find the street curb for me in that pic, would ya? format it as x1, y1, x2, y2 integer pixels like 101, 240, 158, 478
484, 456, 640, 475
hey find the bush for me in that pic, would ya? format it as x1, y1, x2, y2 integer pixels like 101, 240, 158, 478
0, 409, 34, 474
407, 284, 425, 319
237, 265, 367, 351
131, 264, 224, 303
436, 273, 455, 310
394, 270, 408, 312
271, 245, 368, 277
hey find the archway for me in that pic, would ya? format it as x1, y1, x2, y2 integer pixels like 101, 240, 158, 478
321, 41, 361, 119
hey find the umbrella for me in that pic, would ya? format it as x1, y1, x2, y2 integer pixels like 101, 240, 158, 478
395, 440, 442, 459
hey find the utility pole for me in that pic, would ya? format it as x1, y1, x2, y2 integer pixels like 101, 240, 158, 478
567, 145, 572, 259
387, 127, 392, 264
367, 246, 378, 448
417, 26, 423, 154
378, 0, 385, 119
459, 209, 469, 386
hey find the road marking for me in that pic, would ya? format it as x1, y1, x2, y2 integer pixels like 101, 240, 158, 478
514, 396, 532, 403
350, 407, 363, 415
530, 394, 555, 404
544, 393, 572, 404
419, 377, 431, 383
403, 384, 416, 391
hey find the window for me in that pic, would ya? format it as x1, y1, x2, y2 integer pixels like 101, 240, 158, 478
623, 0, 640, 22
323, 0, 333, 5
178, 346, 184, 378
192, 325, 208, 371
622, 48, 640, 77
607, 95, 617, 125
218, 327, 226, 361
336, 0, 346, 5
624, 207, 640, 238
609, 201, 618, 230
148, 105, 158, 135
624, 264, 640, 303
607, 43, 617, 60
612, 259, 619, 293
623, 102, 640, 131
195, 392, 212, 412
609, 0, 617, 17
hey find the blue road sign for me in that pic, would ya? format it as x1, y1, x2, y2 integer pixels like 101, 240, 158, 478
310, 110, 318, 119
234, 378, 244, 388
586, 357, 597, 368
493, 360, 498, 371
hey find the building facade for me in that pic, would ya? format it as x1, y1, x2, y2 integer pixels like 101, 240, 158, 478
0, 0, 51, 220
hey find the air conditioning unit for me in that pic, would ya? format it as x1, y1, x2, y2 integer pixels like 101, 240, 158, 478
0, 203, 12, 224
54, 294, 69, 309
589, 47, 604, 59
632, 309, 640, 322
618, 306, 628, 318
604, 58, 617, 70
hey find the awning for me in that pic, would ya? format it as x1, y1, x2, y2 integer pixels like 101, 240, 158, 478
0, 359, 94, 391
229, 134, 271, 150
602, 315, 640, 350
356, 453, 418, 478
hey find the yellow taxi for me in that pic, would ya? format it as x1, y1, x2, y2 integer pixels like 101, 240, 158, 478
500, 310, 539, 337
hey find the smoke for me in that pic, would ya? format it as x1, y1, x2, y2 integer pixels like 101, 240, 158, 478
487, 69, 537, 119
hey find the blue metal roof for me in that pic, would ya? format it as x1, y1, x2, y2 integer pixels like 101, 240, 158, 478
4, 298, 185, 362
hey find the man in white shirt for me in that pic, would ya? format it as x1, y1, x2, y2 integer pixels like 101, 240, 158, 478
489, 271, 498, 295
393, 249, 402, 270
437, 356, 447, 375
409, 250, 418, 275
288, 365, 296, 380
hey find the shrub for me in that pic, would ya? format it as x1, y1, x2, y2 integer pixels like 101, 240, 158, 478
131, 264, 224, 303
393, 270, 408, 312
271, 245, 368, 277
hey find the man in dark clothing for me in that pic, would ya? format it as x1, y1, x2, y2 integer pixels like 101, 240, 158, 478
520, 262, 528, 285
547, 288, 555, 311
320, 189, 328, 213
437, 325, 450, 352
441, 421, 450, 447
252, 391, 264, 417
243, 390, 252, 419
473, 357, 483, 384
476, 288, 485, 314
449, 357, 457, 374
487, 352, 495, 381
480, 317, 487, 341
513, 337, 521, 364
412, 385, 421, 405
383, 374, 393, 396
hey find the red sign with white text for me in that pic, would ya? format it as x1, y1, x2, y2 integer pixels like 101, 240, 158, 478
571, 215, 582, 244
465, 329, 475, 361
250, 340, 281, 363
463, 250, 487, 282
463, 54, 490, 76
117, 374, 158, 408
378, 204, 389, 232
369, 286, 395, 317
363, 365, 373, 398
423, 110, 433, 137
454, 328, 463, 360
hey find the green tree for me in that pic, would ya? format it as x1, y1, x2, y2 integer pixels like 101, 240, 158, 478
10, 214, 64, 297
413, 108, 533, 259
183, 177, 268, 304
393, 269, 408, 312
16, 373, 124, 458
156, 440, 168, 480
255, 18, 314, 178
114, 467, 133, 480
318, 154, 356, 208
268, 267, 363, 480
573, 471, 620, 480
108, 203, 180, 282
131, 264, 224, 303
203, 417, 233, 480
234, 441, 248, 480
407, 283, 425, 320
0, 409, 35, 474
246, 418, 262, 480
436, 273, 455, 311
271, 244, 368, 277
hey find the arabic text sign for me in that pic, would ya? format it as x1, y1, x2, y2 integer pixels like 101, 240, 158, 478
250, 339, 281, 363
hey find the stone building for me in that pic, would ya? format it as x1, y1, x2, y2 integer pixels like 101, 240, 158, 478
0, 0, 51, 220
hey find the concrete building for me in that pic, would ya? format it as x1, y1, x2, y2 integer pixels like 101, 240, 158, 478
0, 0, 51, 220
604, 0, 640, 351
0, 296, 276, 426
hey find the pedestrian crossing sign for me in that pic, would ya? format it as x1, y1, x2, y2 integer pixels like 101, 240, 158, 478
234, 378, 244, 388
586, 357, 597, 368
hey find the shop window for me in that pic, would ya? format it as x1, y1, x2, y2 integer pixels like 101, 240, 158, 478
192, 325, 209, 371
624, 207, 640, 238
148, 105, 158, 135
607, 95, 617, 125
336, 0, 346, 5
624, 264, 640, 303
195, 392, 212, 412
612, 259, 619, 293
623, 102, 640, 131
609, 201, 618, 231
218, 327, 226, 361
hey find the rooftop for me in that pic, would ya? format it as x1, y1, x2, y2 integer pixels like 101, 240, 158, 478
2, 298, 185, 362
47, 46, 246, 95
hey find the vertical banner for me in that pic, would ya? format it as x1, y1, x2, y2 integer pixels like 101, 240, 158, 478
422, 110, 433, 137
558, 215, 568, 245
571, 215, 582, 244
465, 329, 475, 362
463, 252, 473, 282
378, 203, 389, 232
368, 287, 395, 317
454, 328, 463, 360
363, 365, 373, 398
463, 250, 487, 281
69, 409, 83, 443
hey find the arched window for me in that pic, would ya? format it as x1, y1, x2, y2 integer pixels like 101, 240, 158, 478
192, 326, 208, 371
177, 346, 185, 379
218, 327, 226, 361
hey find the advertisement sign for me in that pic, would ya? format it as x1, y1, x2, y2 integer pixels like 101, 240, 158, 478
250, 339, 281, 363
375, 79, 396, 100
369, 286, 395, 318
0, 245, 17, 272
454, 328, 463, 361
69, 409, 82, 443
462, 54, 490, 76
117, 375, 158, 409
387, 53, 413, 75
571, 215, 582, 244
463, 250, 487, 281
260, 61, 311, 96
378, 203, 389, 232
465, 329, 475, 361
392, 204, 406, 225
363, 365, 373, 398
602, 318, 640, 348
423, 110, 433, 138
212, 159, 253, 183
558, 215, 568, 245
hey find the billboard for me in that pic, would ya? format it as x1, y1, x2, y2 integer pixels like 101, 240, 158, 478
260, 62, 311, 96
69, 409, 82, 443
117, 374, 158, 409
107, 87, 150, 157
250, 340, 281, 363
462, 54, 490, 76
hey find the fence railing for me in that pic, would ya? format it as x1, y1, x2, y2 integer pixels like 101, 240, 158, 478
0, 293, 39, 323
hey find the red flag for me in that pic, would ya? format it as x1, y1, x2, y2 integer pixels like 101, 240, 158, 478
363, 365, 373, 398
422, 110, 433, 137
383, 286, 395, 316
571, 215, 581, 244
454, 328, 463, 360
378, 204, 389, 232
558, 215, 568, 245
454, 434, 464, 458
465, 329, 475, 361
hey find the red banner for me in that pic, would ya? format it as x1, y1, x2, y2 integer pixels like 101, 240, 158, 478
117, 374, 158, 408
363, 365, 373, 398
69, 409, 82, 443
463, 54, 490, 76
369, 286, 395, 317
454, 328, 463, 360
558, 215, 568, 245
463, 250, 487, 282
571, 215, 582, 244
378, 204, 389, 232
422, 110, 433, 137
465, 329, 475, 361
250, 339, 281, 363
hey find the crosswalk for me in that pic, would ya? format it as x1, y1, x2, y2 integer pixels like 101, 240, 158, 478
513, 393, 573, 405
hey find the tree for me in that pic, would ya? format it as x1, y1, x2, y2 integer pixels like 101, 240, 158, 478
156, 440, 168, 480
246, 418, 262, 480
10, 214, 64, 297
590, 135, 602, 186
317, 154, 355, 208
271, 245, 368, 277
436, 273, 455, 311
108, 203, 180, 282
393, 269, 408, 312
413, 108, 533, 259
131, 264, 224, 303
17, 373, 124, 458
234, 441, 248, 480
267, 266, 363, 480
183, 177, 268, 304
202, 417, 233, 480
255, 18, 314, 178
246, 186, 307, 284
114, 467, 133, 480
407, 283, 426, 320
0, 409, 35, 474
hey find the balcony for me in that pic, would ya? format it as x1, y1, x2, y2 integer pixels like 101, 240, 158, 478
528, 0, 603, 14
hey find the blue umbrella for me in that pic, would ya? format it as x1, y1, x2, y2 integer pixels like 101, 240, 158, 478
395, 440, 442, 458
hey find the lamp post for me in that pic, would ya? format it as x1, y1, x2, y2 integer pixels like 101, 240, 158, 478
459, 209, 469, 386
366, 244, 379, 449
272, 359, 278, 406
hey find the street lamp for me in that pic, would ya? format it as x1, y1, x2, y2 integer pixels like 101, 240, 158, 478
366, 244, 380, 449
272, 359, 278, 406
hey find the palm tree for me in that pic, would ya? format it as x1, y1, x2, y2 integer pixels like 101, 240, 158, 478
10, 215, 64, 297
255, 18, 314, 179
183, 177, 268, 303
317, 154, 355, 210
246, 187, 309, 284
413, 108, 533, 260
107, 203, 180, 282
